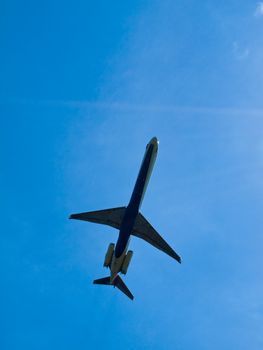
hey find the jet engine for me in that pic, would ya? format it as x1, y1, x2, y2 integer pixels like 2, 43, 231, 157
103, 243, 115, 267
121, 250, 133, 274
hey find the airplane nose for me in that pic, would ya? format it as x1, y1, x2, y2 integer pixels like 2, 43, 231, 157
146, 136, 159, 151
149, 136, 159, 146
152, 137, 158, 145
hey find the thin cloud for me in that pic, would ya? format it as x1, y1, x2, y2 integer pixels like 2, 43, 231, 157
3, 98, 263, 116
232, 41, 250, 60
254, 2, 263, 17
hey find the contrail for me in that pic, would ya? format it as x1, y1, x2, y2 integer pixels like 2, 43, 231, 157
2, 98, 263, 116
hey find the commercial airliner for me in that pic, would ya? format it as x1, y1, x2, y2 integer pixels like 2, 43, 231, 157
69, 137, 181, 300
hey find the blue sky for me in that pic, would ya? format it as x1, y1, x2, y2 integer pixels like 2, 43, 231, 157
1, 1, 263, 349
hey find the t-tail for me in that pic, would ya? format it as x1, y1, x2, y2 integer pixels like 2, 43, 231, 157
93, 275, 134, 300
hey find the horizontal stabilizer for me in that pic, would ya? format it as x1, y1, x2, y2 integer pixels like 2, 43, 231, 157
93, 276, 111, 285
114, 275, 134, 300
132, 213, 181, 263
93, 275, 134, 300
69, 207, 126, 230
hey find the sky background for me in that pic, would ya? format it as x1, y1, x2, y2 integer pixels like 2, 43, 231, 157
1, 1, 263, 349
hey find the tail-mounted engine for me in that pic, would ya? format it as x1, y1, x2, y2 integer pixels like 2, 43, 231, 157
121, 250, 133, 275
103, 243, 115, 267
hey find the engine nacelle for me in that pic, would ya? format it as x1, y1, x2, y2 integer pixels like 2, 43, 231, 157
103, 243, 115, 267
121, 250, 133, 275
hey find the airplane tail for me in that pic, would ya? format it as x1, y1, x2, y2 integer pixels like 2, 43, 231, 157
93, 275, 134, 300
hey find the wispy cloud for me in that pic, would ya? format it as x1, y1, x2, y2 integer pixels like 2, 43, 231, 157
2, 98, 263, 117
254, 2, 263, 17
232, 41, 250, 60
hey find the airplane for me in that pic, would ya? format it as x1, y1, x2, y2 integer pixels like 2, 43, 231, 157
69, 137, 181, 300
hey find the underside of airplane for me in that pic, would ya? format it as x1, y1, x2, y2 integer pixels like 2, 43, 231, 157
69, 137, 181, 300
70, 207, 181, 263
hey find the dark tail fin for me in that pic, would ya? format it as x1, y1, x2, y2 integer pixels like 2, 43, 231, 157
93, 276, 111, 285
93, 275, 134, 300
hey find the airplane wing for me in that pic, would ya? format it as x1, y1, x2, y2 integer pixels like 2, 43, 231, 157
132, 213, 181, 263
69, 207, 126, 230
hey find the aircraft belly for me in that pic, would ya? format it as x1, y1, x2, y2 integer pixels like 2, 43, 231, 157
110, 240, 129, 281
115, 207, 136, 257
139, 150, 157, 207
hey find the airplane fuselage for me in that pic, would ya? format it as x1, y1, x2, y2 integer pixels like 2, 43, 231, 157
110, 137, 158, 281
70, 135, 181, 299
